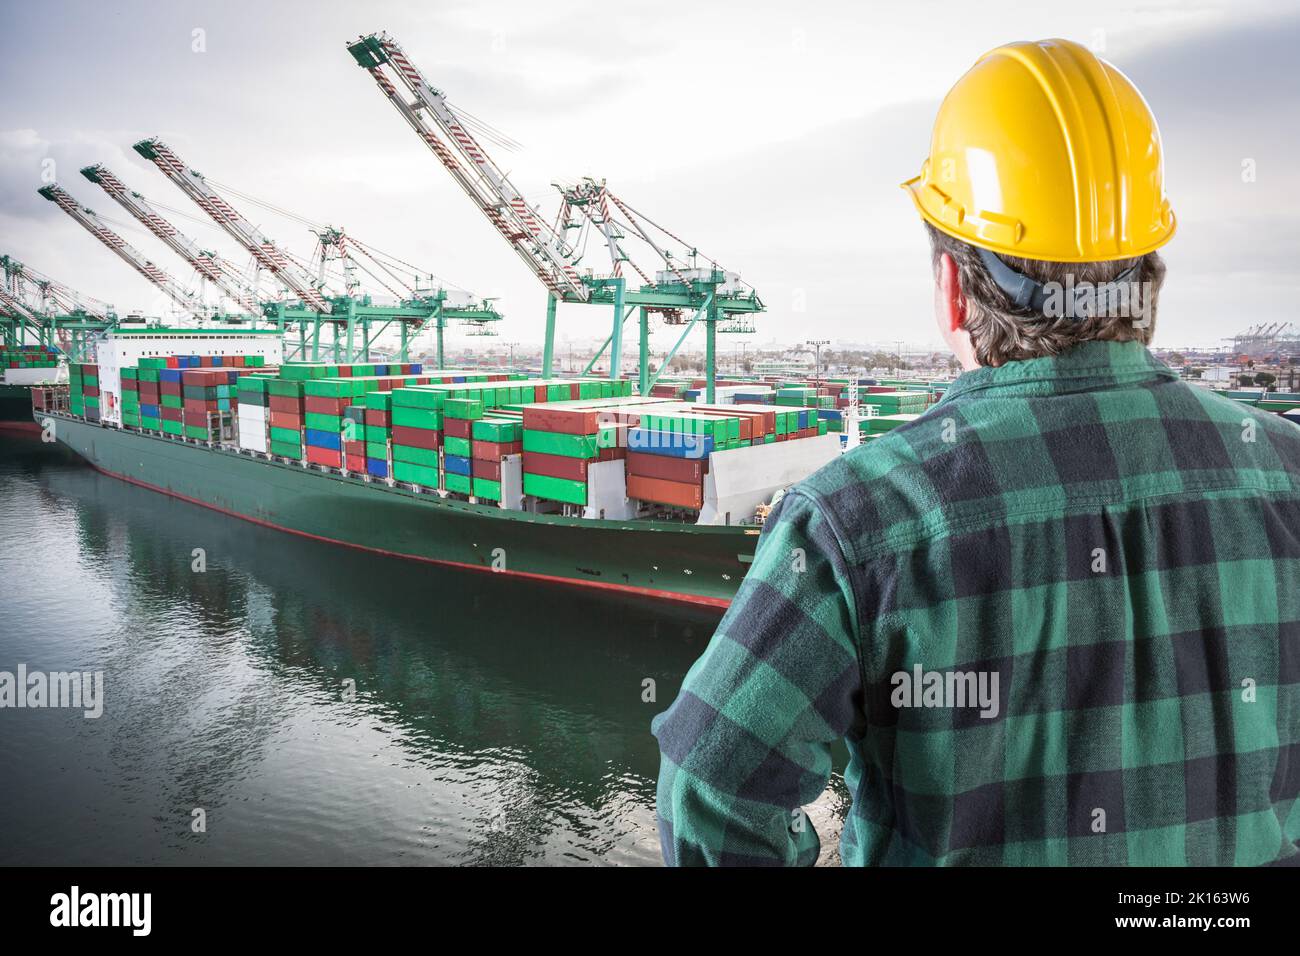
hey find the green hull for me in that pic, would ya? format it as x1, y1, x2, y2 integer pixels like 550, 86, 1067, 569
1, 384, 37, 427
44, 413, 755, 608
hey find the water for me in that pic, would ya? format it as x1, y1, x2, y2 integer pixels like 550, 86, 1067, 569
0, 433, 848, 865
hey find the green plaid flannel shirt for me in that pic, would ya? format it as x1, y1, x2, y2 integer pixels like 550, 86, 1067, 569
653, 341, 1300, 866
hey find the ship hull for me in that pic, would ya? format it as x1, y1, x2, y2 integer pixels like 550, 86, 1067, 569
0, 384, 40, 432
42, 412, 755, 609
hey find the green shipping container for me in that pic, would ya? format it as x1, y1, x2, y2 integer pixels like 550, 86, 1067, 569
392, 445, 438, 467
472, 418, 522, 442
522, 429, 598, 459
444, 472, 472, 495
393, 461, 440, 486
365, 440, 388, 459
304, 413, 342, 433
444, 397, 484, 420
444, 435, 472, 458
473, 477, 502, 501
162, 420, 183, 436
268, 379, 306, 398
524, 472, 587, 505
391, 406, 442, 430
184, 425, 209, 440
271, 439, 302, 459
270, 426, 301, 444
391, 387, 442, 410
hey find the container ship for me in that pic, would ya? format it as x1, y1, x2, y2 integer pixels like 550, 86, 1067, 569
29, 329, 943, 608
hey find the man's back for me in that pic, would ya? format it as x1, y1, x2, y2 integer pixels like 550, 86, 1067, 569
653, 342, 1300, 865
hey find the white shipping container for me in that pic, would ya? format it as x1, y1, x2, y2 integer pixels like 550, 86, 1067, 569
237, 412, 268, 450
238, 425, 268, 446
239, 404, 268, 422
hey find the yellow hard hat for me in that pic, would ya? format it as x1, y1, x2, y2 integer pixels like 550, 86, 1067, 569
902, 38, 1176, 262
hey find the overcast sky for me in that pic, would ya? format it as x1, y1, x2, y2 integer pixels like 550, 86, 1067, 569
2, 0, 1297, 355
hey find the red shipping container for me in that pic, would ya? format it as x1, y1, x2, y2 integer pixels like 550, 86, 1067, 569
305, 395, 349, 415
471, 439, 522, 460
709, 403, 776, 437
365, 410, 390, 427
269, 410, 303, 429
182, 368, 228, 385
345, 454, 366, 472
160, 381, 182, 396
306, 445, 342, 467
625, 451, 707, 484
533, 385, 547, 402
183, 411, 211, 427
626, 474, 703, 509
472, 458, 502, 481
83, 385, 99, 398
391, 425, 441, 450
269, 395, 303, 413
522, 451, 588, 482
343, 440, 365, 456
161, 406, 183, 422
444, 418, 472, 440
522, 405, 600, 435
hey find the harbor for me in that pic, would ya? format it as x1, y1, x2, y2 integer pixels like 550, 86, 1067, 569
2, 0, 1299, 908
0, 433, 855, 864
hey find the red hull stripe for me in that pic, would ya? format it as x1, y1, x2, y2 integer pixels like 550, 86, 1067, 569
88, 461, 731, 612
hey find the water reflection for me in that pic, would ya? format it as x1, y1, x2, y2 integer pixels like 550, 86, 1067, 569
0, 433, 721, 865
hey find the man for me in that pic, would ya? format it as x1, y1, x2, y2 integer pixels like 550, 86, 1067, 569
652, 38, 1300, 866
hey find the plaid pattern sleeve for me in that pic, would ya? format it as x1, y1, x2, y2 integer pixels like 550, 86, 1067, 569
651, 488, 865, 866
655, 341, 1300, 866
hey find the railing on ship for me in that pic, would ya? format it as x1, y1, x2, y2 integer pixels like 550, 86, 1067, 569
31, 384, 71, 416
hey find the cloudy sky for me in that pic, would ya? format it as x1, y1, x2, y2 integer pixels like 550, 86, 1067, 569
2, 0, 1297, 356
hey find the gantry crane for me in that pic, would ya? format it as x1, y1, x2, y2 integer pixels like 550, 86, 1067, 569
79, 164, 263, 316
38, 183, 206, 321
133, 138, 335, 315
131, 137, 503, 365
347, 30, 763, 399
1, 254, 119, 360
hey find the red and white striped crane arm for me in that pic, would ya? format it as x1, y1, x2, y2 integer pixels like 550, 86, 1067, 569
348, 32, 590, 303
0, 288, 43, 323
133, 138, 333, 314
38, 183, 198, 315
81, 165, 262, 315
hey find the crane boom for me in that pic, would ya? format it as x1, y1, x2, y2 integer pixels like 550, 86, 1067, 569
38, 183, 199, 315
80, 164, 262, 315
347, 32, 590, 302
0, 288, 43, 323
133, 138, 334, 314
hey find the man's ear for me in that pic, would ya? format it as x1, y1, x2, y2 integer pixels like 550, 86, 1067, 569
937, 252, 965, 333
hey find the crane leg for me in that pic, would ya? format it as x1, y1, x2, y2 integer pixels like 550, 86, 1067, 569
542, 294, 557, 378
